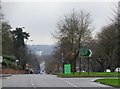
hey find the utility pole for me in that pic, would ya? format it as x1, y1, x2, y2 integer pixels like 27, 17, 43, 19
117, 1, 120, 74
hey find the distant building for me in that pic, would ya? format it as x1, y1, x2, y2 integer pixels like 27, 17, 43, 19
35, 51, 42, 56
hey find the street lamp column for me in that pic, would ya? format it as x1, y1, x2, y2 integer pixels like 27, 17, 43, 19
117, 1, 120, 74
25, 39, 33, 74
15, 60, 19, 74
62, 53, 64, 73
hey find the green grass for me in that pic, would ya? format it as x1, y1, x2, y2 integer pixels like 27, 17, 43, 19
57, 72, 120, 77
95, 78, 120, 88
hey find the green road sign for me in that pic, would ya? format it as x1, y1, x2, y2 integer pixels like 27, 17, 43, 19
64, 64, 71, 74
79, 48, 92, 57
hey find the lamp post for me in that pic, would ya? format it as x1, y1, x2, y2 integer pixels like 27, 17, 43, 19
15, 60, 19, 74
25, 39, 33, 74
71, 52, 75, 74
61, 53, 64, 73
118, 1, 120, 74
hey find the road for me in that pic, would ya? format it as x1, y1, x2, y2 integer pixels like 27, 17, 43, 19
1, 74, 118, 89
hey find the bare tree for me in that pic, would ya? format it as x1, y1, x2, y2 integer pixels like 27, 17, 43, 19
53, 10, 93, 72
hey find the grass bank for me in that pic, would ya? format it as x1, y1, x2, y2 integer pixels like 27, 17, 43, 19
95, 78, 120, 88
57, 72, 120, 78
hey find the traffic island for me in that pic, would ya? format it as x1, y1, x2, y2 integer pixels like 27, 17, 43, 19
95, 78, 120, 88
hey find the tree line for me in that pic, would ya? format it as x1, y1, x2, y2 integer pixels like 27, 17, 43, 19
46, 2, 120, 73
0, 11, 39, 71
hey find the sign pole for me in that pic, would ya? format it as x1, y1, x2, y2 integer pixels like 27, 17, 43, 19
79, 57, 81, 75
88, 57, 89, 75
79, 48, 92, 75
88, 49, 92, 75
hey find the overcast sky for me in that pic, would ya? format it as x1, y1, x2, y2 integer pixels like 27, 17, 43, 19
1, 1, 118, 45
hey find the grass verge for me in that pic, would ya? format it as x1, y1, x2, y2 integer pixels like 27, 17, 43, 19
57, 72, 120, 78
95, 78, 120, 88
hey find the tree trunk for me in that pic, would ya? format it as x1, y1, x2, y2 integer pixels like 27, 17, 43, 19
73, 59, 76, 72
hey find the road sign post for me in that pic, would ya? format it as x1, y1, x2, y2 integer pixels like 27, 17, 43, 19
87, 57, 90, 75
79, 48, 92, 75
79, 57, 81, 75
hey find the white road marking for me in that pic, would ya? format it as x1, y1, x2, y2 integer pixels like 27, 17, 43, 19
29, 75, 36, 88
65, 80, 78, 87
60, 78, 82, 89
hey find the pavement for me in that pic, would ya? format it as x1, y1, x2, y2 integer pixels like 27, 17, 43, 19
1, 74, 118, 89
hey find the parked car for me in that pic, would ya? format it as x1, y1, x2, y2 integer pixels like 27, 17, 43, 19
115, 67, 120, 72
105, 69, 111, 72
36, 70, 42, 74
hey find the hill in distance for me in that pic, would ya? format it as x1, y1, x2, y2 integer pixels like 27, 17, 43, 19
28, 45, 55, 56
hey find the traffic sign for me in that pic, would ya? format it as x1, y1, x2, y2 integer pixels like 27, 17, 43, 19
88, 49, 92, 57
79, 48, 92, 57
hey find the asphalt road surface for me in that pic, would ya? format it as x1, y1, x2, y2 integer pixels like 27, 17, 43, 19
1, 74, 118, 89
